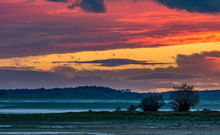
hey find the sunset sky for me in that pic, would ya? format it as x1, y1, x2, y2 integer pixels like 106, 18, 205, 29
0, 0, 220, 92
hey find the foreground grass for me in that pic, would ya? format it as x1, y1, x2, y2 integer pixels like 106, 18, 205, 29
1, 111, 220, 124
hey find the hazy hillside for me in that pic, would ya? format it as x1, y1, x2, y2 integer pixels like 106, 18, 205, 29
0, 86, 220, 99
0, 86, 145, 99
161, 90, 220, 99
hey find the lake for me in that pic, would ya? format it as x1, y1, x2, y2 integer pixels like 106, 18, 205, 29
0, 97, 220, 114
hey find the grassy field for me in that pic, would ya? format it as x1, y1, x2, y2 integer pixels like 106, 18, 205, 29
1, 111, 220, 134
1, 111, 220, 123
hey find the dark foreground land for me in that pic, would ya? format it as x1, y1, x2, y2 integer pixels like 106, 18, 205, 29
1, 111, 220, 135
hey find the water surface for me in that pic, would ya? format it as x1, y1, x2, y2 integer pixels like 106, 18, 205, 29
0, 97, 219, 113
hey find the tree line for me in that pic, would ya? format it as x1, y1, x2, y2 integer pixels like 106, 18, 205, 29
127, 83, 200, 112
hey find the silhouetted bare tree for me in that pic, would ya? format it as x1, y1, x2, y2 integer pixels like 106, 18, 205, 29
115, 107, 122, 112
170, 83, 199, 112
139, 95, 164, 112
127, 105, 138, 112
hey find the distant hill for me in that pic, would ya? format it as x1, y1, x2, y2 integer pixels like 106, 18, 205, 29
0, 86, 220, 99
160, 90, 220, 99
196, 90, 220, 98
0, 86, 146, 99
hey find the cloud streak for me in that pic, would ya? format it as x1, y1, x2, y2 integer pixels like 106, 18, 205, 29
53, 59, 169, 67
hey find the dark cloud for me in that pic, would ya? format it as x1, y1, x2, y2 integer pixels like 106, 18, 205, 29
176, 51, 220, 76
0, 70, 71, 89
128, 73, 197, 80
71, 75, 125, 87
46, 0, 106, 13
70, 75, 164, 91
52, 66, 174, 91
68, 0, 106, 13
0, 66, 34, 71
156, 0, 220, 13
53, 59, 168, 67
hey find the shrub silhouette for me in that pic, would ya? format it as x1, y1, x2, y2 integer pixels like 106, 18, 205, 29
115, 107, 122, 112
127, 105, 138, 112
139, 95, 164, 112
170, 83, 199, 112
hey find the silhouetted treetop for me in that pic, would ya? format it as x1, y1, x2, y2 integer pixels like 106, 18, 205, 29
139, 95, 164, 112
170, 83, 199, 112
